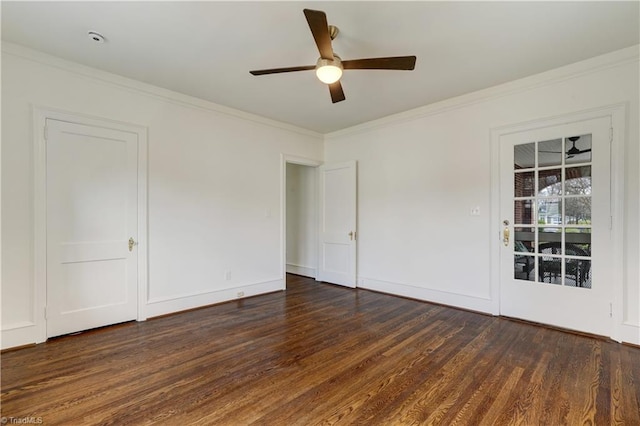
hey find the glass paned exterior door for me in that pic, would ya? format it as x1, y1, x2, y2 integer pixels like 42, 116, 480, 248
499, 115, 613, 337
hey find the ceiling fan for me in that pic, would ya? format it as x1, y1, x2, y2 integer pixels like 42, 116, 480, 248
540, 136, 591, 158
249, 9, 417, 103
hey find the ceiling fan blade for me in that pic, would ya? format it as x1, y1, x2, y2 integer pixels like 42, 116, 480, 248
328, 81, 345, 103
342, 56, 417, 71
250, 65, 315, 76
304, 9, 334, 60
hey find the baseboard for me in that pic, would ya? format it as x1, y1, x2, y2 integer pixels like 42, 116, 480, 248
5, 278, 632, 348
1, 322, 38, 350
360, 277, 638, 343
145, 278, 285, 318
359, 277, 496, 315
1, 280, 285, 350
286, 264, 316, 278
621, 322, 640, 345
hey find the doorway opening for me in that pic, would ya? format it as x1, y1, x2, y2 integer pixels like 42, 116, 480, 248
282, 156, 320, 286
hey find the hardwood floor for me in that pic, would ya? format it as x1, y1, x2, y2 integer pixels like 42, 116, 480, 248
2, 274, 639, 425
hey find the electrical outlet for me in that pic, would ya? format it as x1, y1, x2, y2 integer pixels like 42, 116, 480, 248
237, 291, 244, 298
470, 206, 481, 216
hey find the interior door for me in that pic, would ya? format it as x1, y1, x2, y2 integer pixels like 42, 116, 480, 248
46, 119, 138, 337
317, 161, 357, 287
499, 116, 612, 336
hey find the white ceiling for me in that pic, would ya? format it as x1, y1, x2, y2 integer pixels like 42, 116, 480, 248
2, 1, 639, 133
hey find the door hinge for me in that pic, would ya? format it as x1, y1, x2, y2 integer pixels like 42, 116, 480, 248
44, 306, 47, 320
610, 216, 613, 230
44, 126, 48, 140
609, 303, 613, 318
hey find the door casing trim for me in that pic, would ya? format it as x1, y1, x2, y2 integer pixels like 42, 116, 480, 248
33, 106, 149, 343
490, 103, 626, 341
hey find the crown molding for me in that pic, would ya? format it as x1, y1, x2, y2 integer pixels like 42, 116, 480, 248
325, 44, 640, 140
4, 41, 637, 140
1, 41, 323, 139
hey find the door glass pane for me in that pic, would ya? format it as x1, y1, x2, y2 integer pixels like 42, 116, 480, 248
538, 139, 562, 167
538, 169, 562, 196
537, 199, 562, 225
565, 259, 591, 288
539, 257, 562, 284
514, 200, 535, 224
514, 255, 535, 281
565, 166, 591, 195
514, 227, 534, 253
538, 235, 563, 256
565, 197, 591, 225
565, 228, 591, 256
515, 171, 535, 197
565, 134, 592, 165
514, 143, 535, 169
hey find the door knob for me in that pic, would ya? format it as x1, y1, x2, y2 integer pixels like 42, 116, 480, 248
128, 237, 137, 252
348, 231, 356, 241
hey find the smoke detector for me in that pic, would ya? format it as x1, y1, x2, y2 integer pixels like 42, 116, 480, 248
87, 31, 105, 43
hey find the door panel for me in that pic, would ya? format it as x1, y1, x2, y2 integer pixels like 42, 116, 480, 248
500, 117, 612, 336
46, 119, 138, 337
318, 161, 357, 287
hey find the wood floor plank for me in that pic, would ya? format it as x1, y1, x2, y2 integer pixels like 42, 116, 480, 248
379, 320, 508, 425
2, 274, 639, 425
475, 366, 525, 425
610, 349, 624, 425
619, 345, 640, 424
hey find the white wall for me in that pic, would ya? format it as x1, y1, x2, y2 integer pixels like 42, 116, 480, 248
325, 46, 640, 344
1, 43, 323, 349
3, 42, 638, 349
286, 163, 317, 278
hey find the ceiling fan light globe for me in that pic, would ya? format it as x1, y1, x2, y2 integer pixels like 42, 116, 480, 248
315, 57, 343, 84
316, 65, 342, 84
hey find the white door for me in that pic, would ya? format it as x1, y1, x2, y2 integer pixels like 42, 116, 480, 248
46, 119, 138, 337
317, 161, 357, 287
500, 116, 612, 336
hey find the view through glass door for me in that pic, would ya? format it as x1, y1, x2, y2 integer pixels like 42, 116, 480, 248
500, 116, 613, 336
